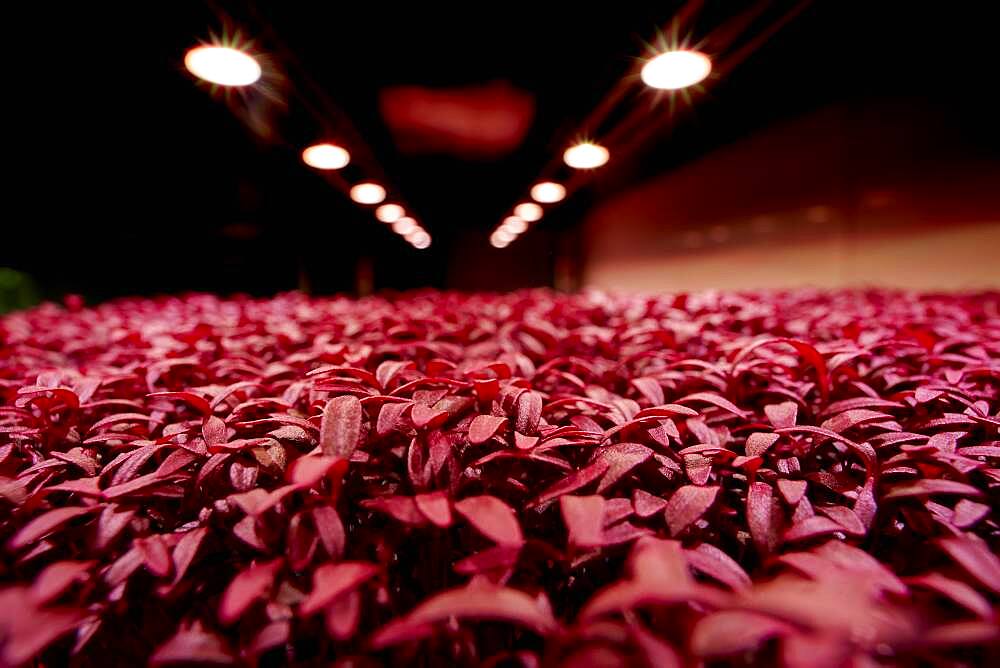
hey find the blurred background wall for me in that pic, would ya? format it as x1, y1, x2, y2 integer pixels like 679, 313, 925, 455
582, 99, 1000, 291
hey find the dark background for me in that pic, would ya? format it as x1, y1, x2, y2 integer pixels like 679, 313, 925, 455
5, 2, 998, 305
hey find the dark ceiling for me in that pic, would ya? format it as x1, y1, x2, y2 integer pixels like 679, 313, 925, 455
6, 2, 997, 301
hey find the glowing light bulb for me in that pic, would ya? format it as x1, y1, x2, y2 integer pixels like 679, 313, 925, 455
641, 50, 711, 90
184, 46, 261, 86
563, 142, 609, 169
530, 181, 566, 203
501, 216, 528, 234
375, 203, 405, 223
302, 143, 350, 170
392, 217, 417, 235
490, 231, 510, 248
408, 230, 431, 248
494, 228, 516, 243
513, 203, 542, 222
349, 182, 386, 205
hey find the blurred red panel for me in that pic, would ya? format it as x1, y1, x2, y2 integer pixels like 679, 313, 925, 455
379, 82, 534, 157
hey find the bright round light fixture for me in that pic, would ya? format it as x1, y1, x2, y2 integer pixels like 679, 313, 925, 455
530, 181, 566, 203
490, 233, 510, 249
513, 202, 542, 222
392, 217, 417, 235
184, 46, 261, 86
408, 230, 431, 247
501, 216, 528, 234
349, 182, 386, 205
375, 203, 405, 223
563, 142, 609, 170
302, 143, 350, 170
640, 50, 712, 90
494, 228, 516, 243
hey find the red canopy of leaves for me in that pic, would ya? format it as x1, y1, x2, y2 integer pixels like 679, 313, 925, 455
1, 289, 998, 666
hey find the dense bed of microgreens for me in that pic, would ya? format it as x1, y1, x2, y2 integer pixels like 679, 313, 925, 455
1, 289, 998, 666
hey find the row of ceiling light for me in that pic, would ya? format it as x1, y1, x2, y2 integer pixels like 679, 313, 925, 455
489, 48, 712, 248
299, 145, 431, 248
489, 183, 564, 248
184, 45, 431, 250
184, 42, 710, 253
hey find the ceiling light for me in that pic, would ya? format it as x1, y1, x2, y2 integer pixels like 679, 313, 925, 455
490, 232, 510, 248
513, 203, 542, 222
501, 216, 528, 234
375, 203, 405, 223
302, 143, 350, 170
641, 50, 711, 90
349, 182, 386, 205
392, 217, 417, 235
494, 228, 516, 243
563, 142, 609, 170
184, 46, 261, 86
408, 230, 431, 247
531, 182, 566, 203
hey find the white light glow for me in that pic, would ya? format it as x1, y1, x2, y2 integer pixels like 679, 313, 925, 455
184, 46, 261, 86
302, 143, 350, 170
563, 142, 609, 169
392, 217, 417, 235
408, 230, 431, 248
494, 228, 516, 243
531, 181, 566, 203
641, 50, 712, 90
501, 216, 528, 234
513, 202, 542, 222
490, 231, 510, 248
349, 182, 386, 205
375, 203, 405, 223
